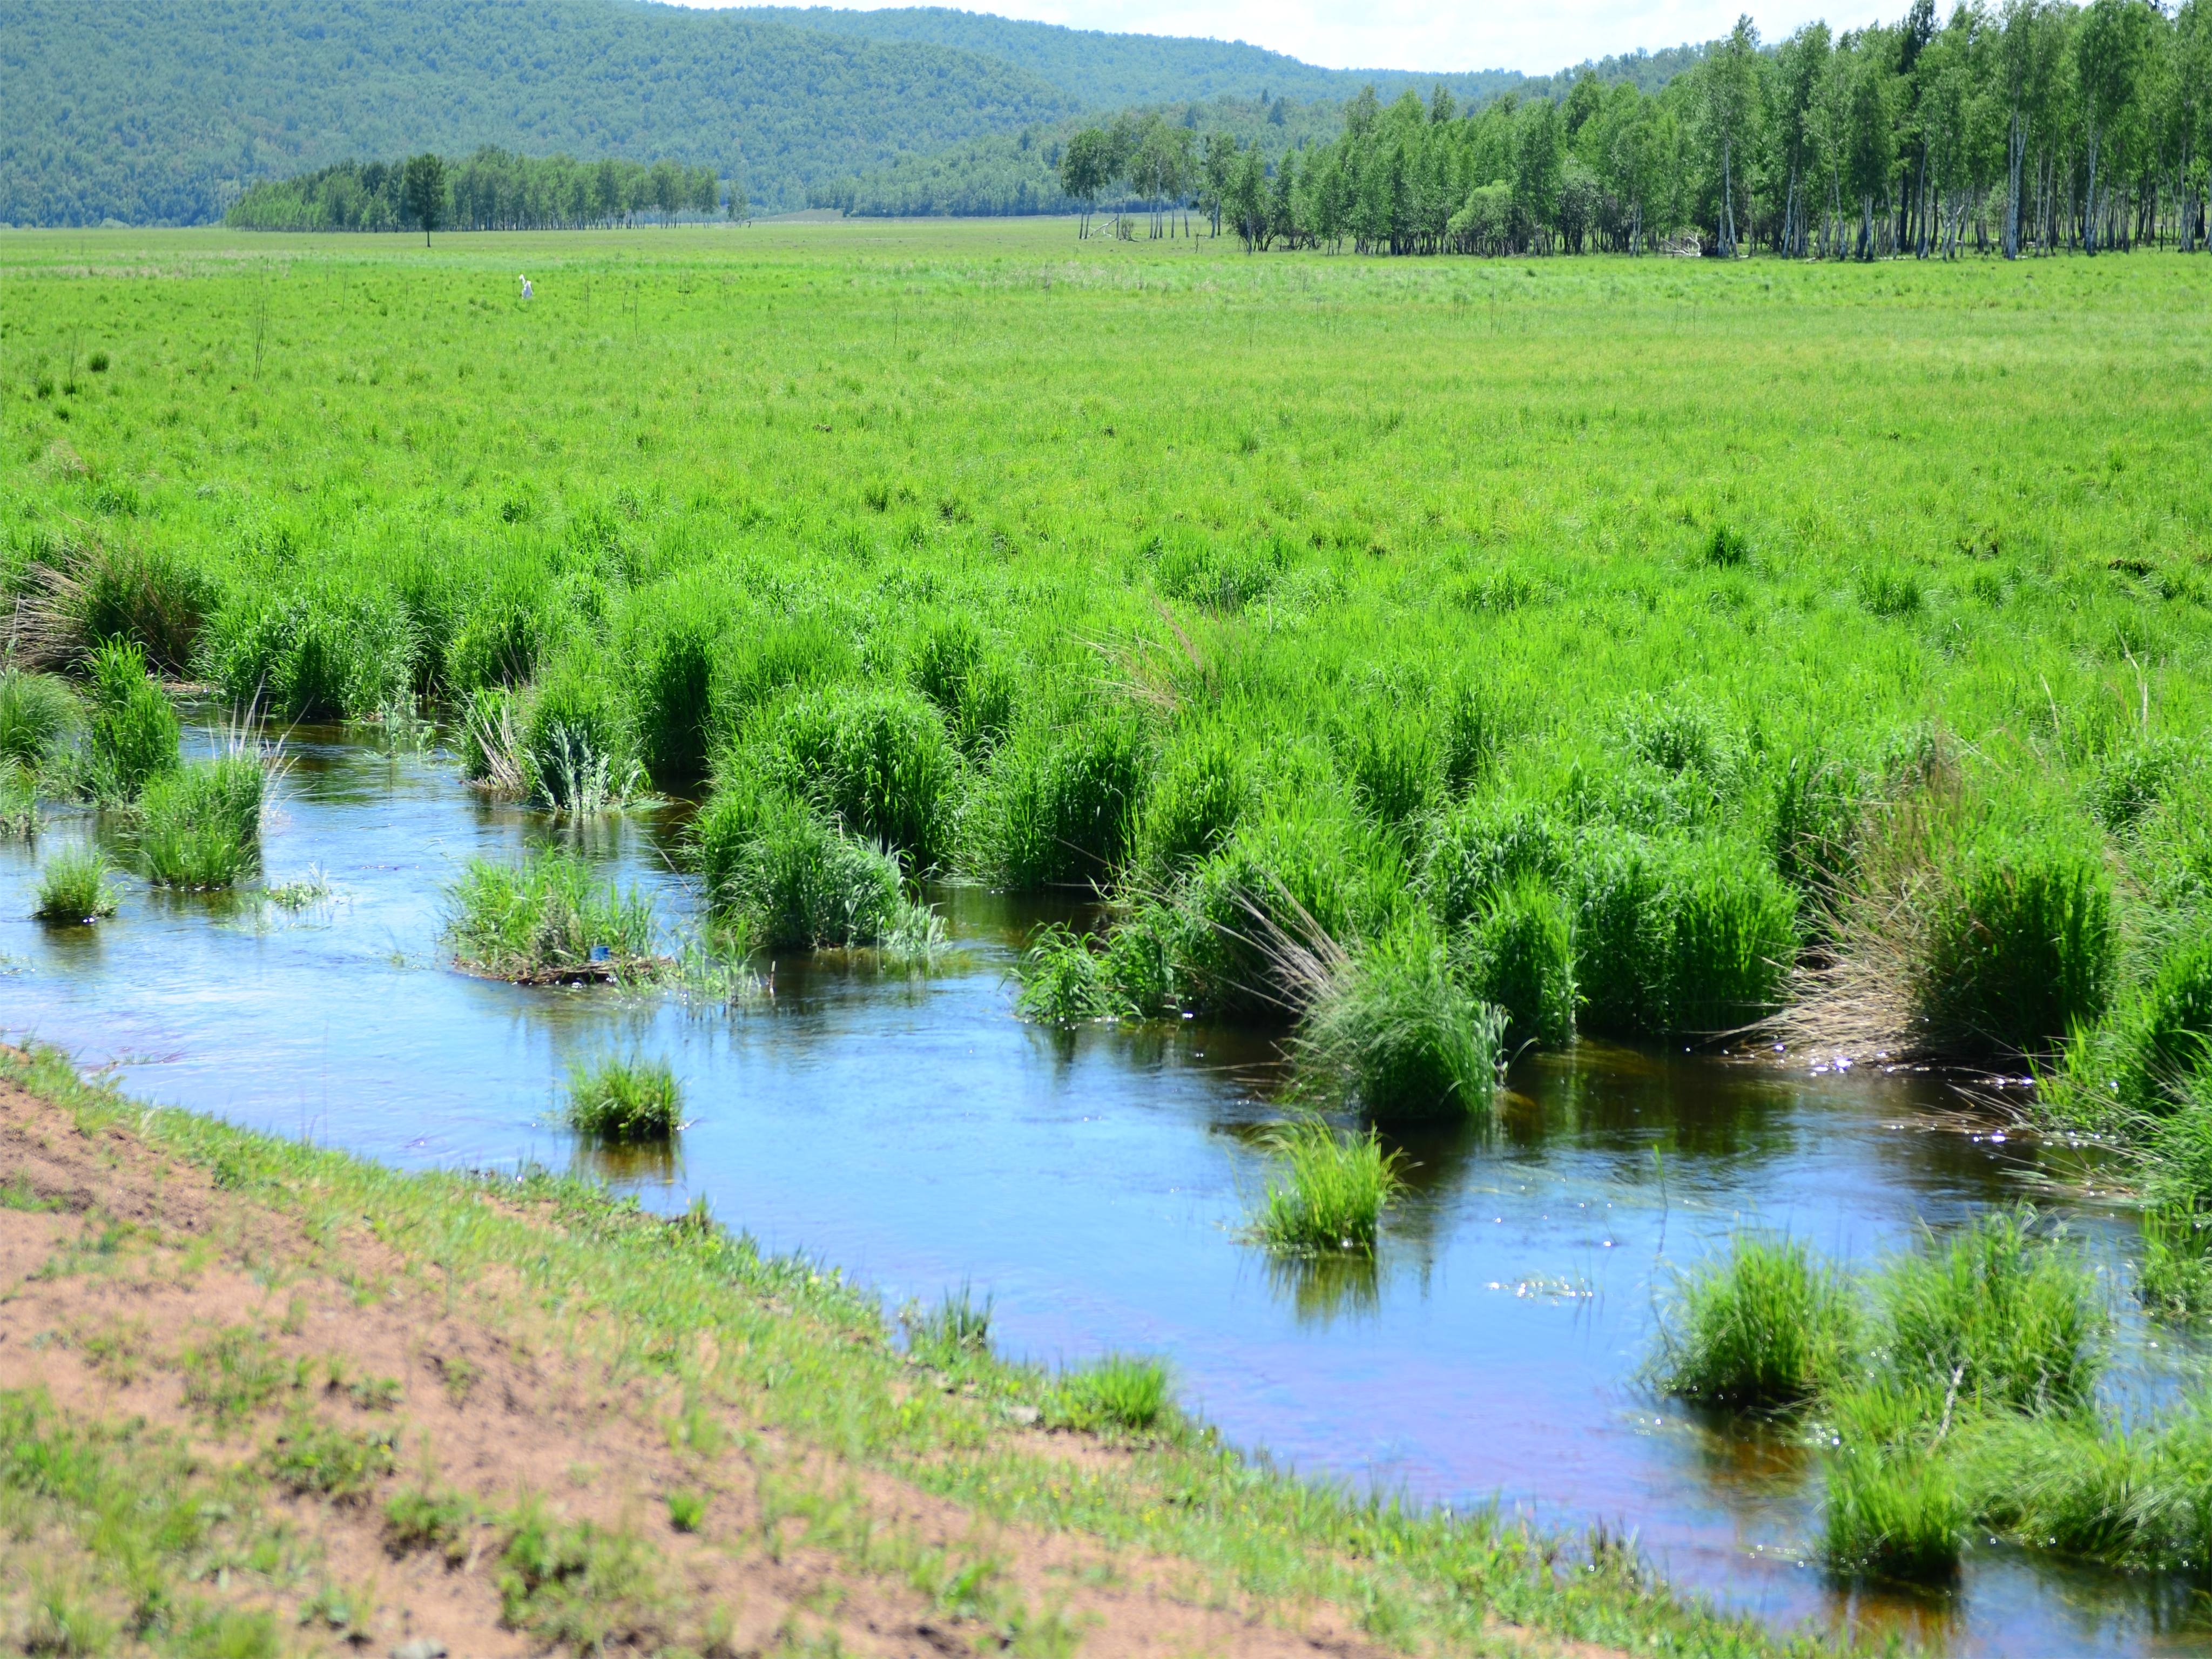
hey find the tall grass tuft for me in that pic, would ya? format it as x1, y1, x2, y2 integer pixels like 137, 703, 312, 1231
1878, 1207, 2108, 1418
1297, 915, 1505, 1121
974, 714, 1149, 890
1819, 1382, 1968, 1580
0, 667, 78, 767
1957, 1397, 2212, 1574
1249, 1119, 1404, 1256
33, 846, 118, 922
754, 683, 959, 867
1013, 922, 1122, 1026
1912, 834, 2115, 1058
1131, 723, 1250, 884
903, 1283, 993, 1363
1651, 1233, 1857, 1409
525, 669, 646, 812
2137, 1198, 2212, 1322
696, 781, 911, 951
0, 759, 35, 838
137, 753, 263, 888
565, 1057, 683, 1142
84, 640, 178, 802
443, 851, 658, 980
1051, 1354, 1172, 1434
1461, 876, 1577, 1048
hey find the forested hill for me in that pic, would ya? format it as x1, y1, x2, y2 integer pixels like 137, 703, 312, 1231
0, 0, 1078, 226
728, 6, 1532, 109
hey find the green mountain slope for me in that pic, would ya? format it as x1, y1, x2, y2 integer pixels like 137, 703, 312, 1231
0, 0, 1078, 226
727, 5, 1532, 107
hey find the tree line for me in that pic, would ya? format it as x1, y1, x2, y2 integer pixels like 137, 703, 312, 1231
225, 150, 744, 234
1063, 0, 2210, 257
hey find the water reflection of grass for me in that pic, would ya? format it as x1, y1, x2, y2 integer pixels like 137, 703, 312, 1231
1264, 1249, 1380, 1327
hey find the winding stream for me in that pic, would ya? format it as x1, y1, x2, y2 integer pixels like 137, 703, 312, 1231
3, 723, 2207, 1656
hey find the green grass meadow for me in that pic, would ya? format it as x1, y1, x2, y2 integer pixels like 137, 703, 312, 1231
4, 219, 2211, 1100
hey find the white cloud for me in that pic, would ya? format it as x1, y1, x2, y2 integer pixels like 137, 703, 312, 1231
676, 0, 1897, 77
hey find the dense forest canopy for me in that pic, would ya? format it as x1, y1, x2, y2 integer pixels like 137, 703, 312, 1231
1048, 0, 2211, 258
0, 0, 1076, 226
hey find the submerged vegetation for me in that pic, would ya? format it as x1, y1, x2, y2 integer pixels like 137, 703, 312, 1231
1651, 1211, 2150, 1582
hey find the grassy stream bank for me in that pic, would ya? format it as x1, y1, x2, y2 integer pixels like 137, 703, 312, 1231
0, 1043, 1822, 1659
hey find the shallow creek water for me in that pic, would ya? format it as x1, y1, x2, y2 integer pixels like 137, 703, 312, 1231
4, 726, 2209, 1655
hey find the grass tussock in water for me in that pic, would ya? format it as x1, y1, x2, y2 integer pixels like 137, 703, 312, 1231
137, 752, 264, 889
1650, 1208, 2120, 1582
566, 1057, 683, 1143
1651, 1233, 1857, 1410
1296, 916, 1505, 1122
693, 780, 925, 953
0, 667, 77, 770
1249, 1119, 1403, 1257
33, 846, 118, 923
1878, 1205, 2108, 1418
0, 759, 35, 838
444, 850, 659, 981
84, 640, 179, 804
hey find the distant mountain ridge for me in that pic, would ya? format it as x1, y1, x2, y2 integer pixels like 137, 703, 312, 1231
2, 0, 1076, 225
0, 0, 1704, 226
724, 6, 1532, 109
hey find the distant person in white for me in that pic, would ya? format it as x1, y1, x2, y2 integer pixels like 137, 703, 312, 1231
520, 276, 534, 300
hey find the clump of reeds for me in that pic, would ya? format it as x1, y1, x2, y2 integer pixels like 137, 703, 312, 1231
1012, 923, 1121, 1026
1050, 1354, 1172, 1434
971, 714, 1150, 890
693, 781, 914, 951
754, 683, 960, 867
0, 759, 36, 838
524, 666, 646, 812
1953, 1395, 2212, 1575
2136, 1198, 2212, 1321
1650, 1233, 1857, 1409
84, 640, 179, 802
1818, 1382, 1969, 1579
0, 667, 78, 768
1461, 876, 1577, 1048
903, 1283, 993, 1364
137, 753, 263, 888
1129, 722, 1249, 884
1878, 1206, 2107, 1418
565, 1057, 682, 1142
1296, 915, 1505, 1121
1249, 1119, 1403, 1256
443, 850, 659, 981
33, 846, 118, 923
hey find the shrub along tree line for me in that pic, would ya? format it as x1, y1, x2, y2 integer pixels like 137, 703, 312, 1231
1060, 0, 2211, 257
226, 150, 740, 233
